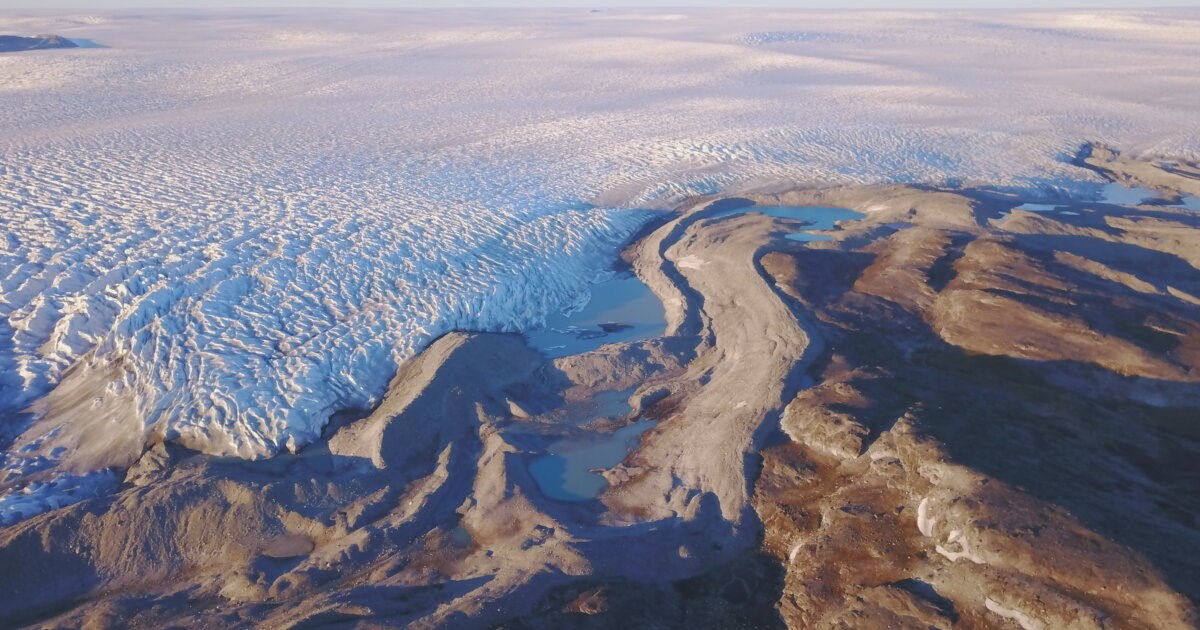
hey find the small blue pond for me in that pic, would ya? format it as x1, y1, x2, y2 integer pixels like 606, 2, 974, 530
1009, 182, 1200, 217
1099, 181, 1200, 211
1097, 182, 1198, 211
529, 420, 655, 502
1012, 202, 1064, 213
524, 271, 667, 358
1101, 181, 1160, 206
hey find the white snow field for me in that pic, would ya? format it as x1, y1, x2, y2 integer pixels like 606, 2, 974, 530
1, 9, 1199, 521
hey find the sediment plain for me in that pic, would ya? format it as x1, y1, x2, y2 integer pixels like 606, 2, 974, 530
1, 148, 1198, 629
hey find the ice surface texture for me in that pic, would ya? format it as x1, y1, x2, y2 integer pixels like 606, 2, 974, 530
1, 9, 1199, 466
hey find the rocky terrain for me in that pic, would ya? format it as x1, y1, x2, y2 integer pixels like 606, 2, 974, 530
0, 146, 1198, 629
0, 34, 76, 53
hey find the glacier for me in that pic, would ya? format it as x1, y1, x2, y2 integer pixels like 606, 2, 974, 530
1, 9, 1199, 520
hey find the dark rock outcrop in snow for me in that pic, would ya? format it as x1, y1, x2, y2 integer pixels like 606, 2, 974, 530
0, 35, 79, 53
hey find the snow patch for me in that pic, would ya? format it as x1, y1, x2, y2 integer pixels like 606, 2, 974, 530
917, 497, 937, 537
985, 597, 1046, 630
935, 528, 986, 564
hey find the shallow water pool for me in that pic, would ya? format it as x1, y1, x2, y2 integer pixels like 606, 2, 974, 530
1013, 203, 1064, 213
524, 271, 666, 358
1101, 182, 1160, 206
529, 420, 655, 501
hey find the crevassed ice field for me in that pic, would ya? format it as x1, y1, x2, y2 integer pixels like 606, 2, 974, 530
2, 9, 1199, 521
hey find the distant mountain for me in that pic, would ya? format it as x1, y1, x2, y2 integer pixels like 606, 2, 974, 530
0, 34, 79, 53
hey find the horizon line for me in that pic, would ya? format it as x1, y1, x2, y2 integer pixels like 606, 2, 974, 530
4, 4, 1200, 9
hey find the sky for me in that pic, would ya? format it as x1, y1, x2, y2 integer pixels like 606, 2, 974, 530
2, 1, 1199, 8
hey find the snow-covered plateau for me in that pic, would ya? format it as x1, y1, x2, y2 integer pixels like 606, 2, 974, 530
1, 9, 1199, 522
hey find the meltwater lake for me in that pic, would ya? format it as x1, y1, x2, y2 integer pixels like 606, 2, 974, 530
1011, 182, 1200, 217
529, 419, 655, 502
524, 271, 667, 359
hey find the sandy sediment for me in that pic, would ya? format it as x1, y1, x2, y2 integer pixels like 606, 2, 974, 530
1, 148, 1199, 628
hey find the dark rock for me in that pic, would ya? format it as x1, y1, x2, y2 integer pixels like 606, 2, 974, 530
0, 35, 80, 53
